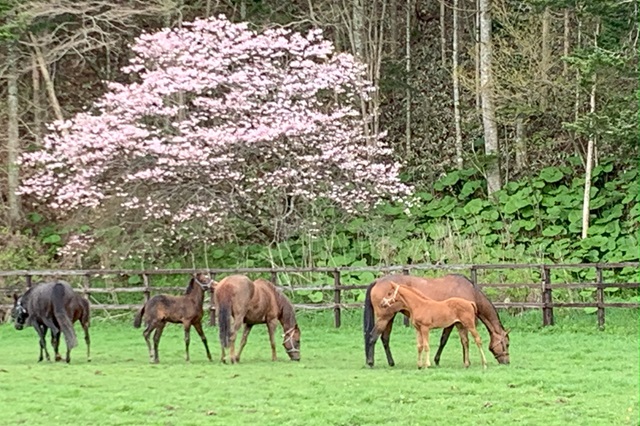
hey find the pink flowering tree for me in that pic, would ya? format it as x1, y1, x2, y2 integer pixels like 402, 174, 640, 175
20, 16, 411, 254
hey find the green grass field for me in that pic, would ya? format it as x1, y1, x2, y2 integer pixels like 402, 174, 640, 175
0, 309, 638, 426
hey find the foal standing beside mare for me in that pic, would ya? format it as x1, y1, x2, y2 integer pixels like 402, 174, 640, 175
12, 281, 84, 363
215, 275, 301, 363
364, 274, 510, 367
381, 282, 488, 369
50, 293, 91, 362
133, 273, 212, 364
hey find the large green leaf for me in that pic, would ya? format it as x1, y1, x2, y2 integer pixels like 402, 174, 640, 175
539, 167, 565, 183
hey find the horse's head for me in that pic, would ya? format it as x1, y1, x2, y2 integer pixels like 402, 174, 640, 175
489, 328, 510, 365
11, 293, 29, 330
282, 325, 301, 361
380, 282, 401, 308
192, 273, 212, 290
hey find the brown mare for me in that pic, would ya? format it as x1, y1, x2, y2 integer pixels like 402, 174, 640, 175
364, 274, 509, 367
52, 294, 91, 362
381, 282, 488, 369
214, 275, 301, 363
133, 273, 212, 363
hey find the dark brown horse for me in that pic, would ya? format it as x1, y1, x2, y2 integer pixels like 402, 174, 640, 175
214, 275, 301, 363
381, 282, 487, 369
51, 293, 91, 362
133, 273, 212, 363
364, 274, 510, 367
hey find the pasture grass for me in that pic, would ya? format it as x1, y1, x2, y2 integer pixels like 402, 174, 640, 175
0, 309, 638, 426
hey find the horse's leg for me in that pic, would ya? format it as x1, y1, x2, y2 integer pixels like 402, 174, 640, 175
82, 322, 91, 362
152, 323, 166, 364
423, 327, 432, 368
434, 325, 454, 366
266, 320, 279, 362
469, 326, 488, 370
51, 330, 62, 362
229, 316, 244, 364
40, 317, 60, 361
36, 324, 49, 362
367, 315, 394, 367
183, 322, 191, 362
235, 324, 254, 363
143, 323, 155, 363
380, 316, 396, 367
192, 320, 212, 361
415, 327, 423, 369
455, 323, 470, 368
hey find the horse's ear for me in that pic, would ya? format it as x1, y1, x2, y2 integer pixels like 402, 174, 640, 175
13, 293, 19, 302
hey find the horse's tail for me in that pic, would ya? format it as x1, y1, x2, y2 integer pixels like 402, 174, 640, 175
133, 304, 145, 328
52, 283, 78, 349
218, 301, 231, 348
363, 280, 376, 363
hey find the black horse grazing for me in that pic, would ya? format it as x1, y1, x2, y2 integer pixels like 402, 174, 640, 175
133, 273, 213, 364
12, 281, 87, 363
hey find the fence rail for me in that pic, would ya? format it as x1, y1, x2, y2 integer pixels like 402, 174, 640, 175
0, 262, 637, 329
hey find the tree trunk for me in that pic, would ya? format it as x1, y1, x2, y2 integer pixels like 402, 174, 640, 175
563, 9, 570, 77
474, 0, 481, 112
405, 0, 412, 155
479, 0, 501, 194
452, 0, 463, 169
582, 22, 599, 240
515, 115, 527, 171
32, 54, 42, 144
353, 0, 365, 59
440, 0, 446, 67
540, 6, 551, 111
30, 34, 64, 123
7, 41, 21, 226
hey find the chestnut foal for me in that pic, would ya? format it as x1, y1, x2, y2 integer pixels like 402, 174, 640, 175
381, 282, 487, 370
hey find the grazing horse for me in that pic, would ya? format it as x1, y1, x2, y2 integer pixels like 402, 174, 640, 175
12, 281, 80, 363
364, 274, 510, 367
214, 275, 301, 364
133, 273, 212, 364
381, 282, 488, 369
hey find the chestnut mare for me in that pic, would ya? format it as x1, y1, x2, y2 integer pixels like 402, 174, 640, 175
364, 274, 509, 367
381, 282, 487, 369
214, 275, 301, 363
133, 273, 212, 363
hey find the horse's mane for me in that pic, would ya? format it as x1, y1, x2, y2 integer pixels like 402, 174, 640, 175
185, 278, 196, 294
275, 288, 297, 326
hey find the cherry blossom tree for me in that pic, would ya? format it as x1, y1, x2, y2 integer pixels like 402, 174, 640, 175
20, 15, 411, 249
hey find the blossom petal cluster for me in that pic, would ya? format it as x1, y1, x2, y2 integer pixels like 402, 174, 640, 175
20, 16, 412, 241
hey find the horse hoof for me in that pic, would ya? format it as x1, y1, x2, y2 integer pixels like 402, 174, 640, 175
388, 361, 395, 367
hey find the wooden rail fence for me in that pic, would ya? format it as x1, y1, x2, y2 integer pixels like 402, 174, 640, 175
0, 262, 637, 329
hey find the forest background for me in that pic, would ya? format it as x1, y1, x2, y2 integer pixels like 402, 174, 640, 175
0, 0, 637, 302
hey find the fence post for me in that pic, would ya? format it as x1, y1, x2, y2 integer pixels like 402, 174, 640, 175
402, 267, 410, 327
596, 266, 605, 330
142, 274, 150, 303
209, 273, 217, 327
470, 267, 477, 286
270, 270, 278, 285
541, 266, 554, 326
333, 270, 341, 328
82, 274, 91, 300
25, 274, 32, 288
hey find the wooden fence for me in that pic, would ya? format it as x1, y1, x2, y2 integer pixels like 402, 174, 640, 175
0, 262, 638, 329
